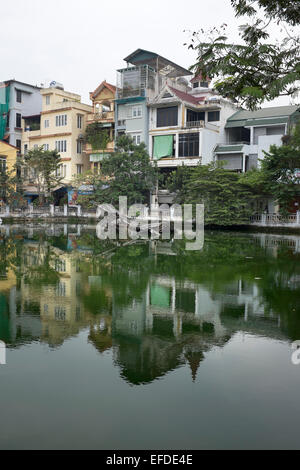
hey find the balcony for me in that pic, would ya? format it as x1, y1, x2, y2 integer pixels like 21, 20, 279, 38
185, 120, 205, 128
85, 140, 114, 153
87, 111, 114, 123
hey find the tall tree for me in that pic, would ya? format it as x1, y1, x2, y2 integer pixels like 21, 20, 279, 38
0, 160, 25, 208
96, 135, 158, 206
167, 162, 254, 226
187, 0, 300, 109
23, 146, 63, 204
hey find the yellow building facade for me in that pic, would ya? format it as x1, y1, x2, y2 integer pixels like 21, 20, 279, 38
22, 86, 92, 185
0, 140, 18, 174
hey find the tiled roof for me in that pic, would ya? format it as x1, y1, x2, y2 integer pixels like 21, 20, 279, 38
228, 105, 300, 122
90, 81, 116, 99
168, 86, 202, 105
191, 72, 211, 84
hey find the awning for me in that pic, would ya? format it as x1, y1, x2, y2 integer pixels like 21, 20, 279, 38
153, 135, 173, 160
90, 153, 111, 162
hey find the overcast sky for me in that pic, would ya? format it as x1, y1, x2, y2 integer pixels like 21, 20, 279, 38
1, 0, 294, 107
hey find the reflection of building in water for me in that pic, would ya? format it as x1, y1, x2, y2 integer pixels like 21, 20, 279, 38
112, 272, 287, 385
253, 233, 300, 256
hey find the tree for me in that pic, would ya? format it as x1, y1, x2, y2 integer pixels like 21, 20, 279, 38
187, 0, 300, 109
95, 135, 158, 206
23, 146, 63, 204
85, 122, 110, 152
0, 159, 26, 208
167, 162, 254, 226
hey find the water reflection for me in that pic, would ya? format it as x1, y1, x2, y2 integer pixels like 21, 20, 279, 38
0, 224, 300, 386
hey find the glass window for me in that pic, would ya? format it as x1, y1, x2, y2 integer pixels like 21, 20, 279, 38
132, 134, 141, 145
76, 164, 83, 174
77, 115, 83, 128
77, 140, 83, 154
16, 113, 21, 128
193, 82, 199, 88
132, 106, 142, 118
44, 119, 49, 128
157, 106, 178, 127
16, 90, 22, 103
46, 95, 50, 105
207, 111, 220, 122
179, 133, 199, 157
16, 139, 21, 150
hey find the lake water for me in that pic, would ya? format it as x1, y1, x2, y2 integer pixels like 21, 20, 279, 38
0, 224, 300, 450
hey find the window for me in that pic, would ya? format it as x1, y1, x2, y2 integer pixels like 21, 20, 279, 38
187, 109, 205, 123
0, 159, 6, 173
200, 81, 209, 88
55, 140, 67, 152
46, 95, 50, 105
132, 106, 142, 118
57, 165, 66, 177
16, 90, 22, 103
76, 164, 83, 175
193, 82, 199, 88
179, 133, 199, 157
132, 134, 141, 145
56, 282, 66, 297
16, 113, 22, 128
44, 119, 49, 128
93, 162, 99, 173
77, 114, 83, 129
56, 115, 67, 127
55, 306, 66, 321
208, 111, 220, 122
24, 144, 28, 155
16, 139, 21, 150
157, 106, 178, 127
77, 140, 83, 154
43, 144, 49, 151
34, 144, 38, 150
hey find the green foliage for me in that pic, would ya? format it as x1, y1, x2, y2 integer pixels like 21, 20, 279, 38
94, 135, 158, 206
167, 162, 254, 226
23, 146, 63, 203
0, 160, 26, 208
187, 1, 300, 109
85, 122, 110, 151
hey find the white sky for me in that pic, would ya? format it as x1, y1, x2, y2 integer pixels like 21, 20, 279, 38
0, 0, 294, 107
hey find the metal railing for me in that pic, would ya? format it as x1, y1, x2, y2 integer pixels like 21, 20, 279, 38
185, 120, 205, 128
250, 213, 299, 225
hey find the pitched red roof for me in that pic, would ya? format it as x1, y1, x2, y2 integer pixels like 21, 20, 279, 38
191, 72, 211, 84
90, 81, 116, 100
169, 86, 204, 106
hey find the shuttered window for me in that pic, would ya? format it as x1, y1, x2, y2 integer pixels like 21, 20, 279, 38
157, 106, 178, 127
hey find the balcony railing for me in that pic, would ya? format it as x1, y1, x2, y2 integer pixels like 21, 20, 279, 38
87, 111, 114, 122
185, 120, 205, 128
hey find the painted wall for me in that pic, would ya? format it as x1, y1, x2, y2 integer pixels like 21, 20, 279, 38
0, 141, 17, 173
22, 87, 92, 183
7, 81, 42, 147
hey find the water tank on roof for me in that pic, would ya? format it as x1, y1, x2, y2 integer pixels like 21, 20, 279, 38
50, 81, 64, 90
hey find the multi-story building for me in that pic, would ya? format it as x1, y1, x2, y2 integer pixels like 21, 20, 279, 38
214, 105, 300, 173
0, 80, 42, 150
148, 74, 237, 173
86, 81, 116, 173
115, 49, 192, 148
22, 84, 92, 198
